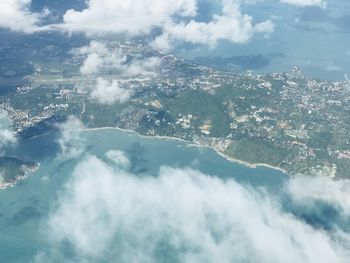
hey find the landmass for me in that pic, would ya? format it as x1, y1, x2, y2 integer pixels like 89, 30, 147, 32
0, 156, 39, 189
0, 40, 349, 178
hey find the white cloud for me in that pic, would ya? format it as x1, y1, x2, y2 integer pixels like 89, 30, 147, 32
91, 78, 133, 105
0, 110, 17, 156
61, 0, 274, 50
345, 73, 350, 89
0, 1, 275, 47
80, 53, 105, 76
125, 56, 161, 77
321, 60, 343, 72
153, 1, 274, 50
280, 0, 327, 8
286, 175, 350, 218
61, 0, 197, 36
322, 60, 342, 72
73, 41, 161, 76
56, 116, 85, 160
74, 41, 121, 75
72, 41, 161, 104
105, 150, 130, 169
0, 0, 47, 32
37, 154, 350, 262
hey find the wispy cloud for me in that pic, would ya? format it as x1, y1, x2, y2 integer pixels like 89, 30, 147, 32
345, 73, 350, 90
280, 0, 327, 9
35, 153, 350, 262
105, 149, 131, 169
0, 110, 17, 156
322, 60, 343, 72
55, 116, 85, 160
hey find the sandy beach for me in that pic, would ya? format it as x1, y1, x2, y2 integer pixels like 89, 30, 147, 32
81, 126, 289, 175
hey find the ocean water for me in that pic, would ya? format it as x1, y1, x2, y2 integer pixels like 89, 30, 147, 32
0, 129, 349, 262
0, 129, 289, 262
179, 0, 350, 81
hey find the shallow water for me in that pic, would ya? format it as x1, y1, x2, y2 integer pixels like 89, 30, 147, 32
0, 129, 290, 262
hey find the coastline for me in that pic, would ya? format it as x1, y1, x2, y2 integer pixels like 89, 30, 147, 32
1, 125, 289, 191
15, 125, 289, 176
0, 162, 40, 190
81, 126, 289, 175
215, 151, 288, 175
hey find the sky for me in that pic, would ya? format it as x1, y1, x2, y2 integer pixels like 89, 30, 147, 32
0, 0, 349, 80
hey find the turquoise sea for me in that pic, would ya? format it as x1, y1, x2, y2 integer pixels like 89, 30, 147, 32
0, 129, 288, 262
2, 129, 347, 262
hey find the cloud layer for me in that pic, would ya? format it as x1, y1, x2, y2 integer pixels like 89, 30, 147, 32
35, 153, 350, 263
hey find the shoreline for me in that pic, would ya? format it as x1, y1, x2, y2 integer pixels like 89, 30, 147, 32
81, 126, 289, 175
17, 125, 289, 176
0, 162, 40, 190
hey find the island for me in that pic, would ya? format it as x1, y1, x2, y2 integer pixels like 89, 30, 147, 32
0, 40, 349, 178
0, 156, 39, 189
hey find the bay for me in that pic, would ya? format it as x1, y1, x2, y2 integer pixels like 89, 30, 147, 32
0, 128, 288, 262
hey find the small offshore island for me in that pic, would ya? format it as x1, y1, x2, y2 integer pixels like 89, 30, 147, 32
0, 156, 39, 189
